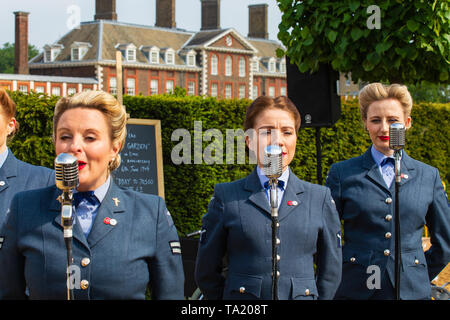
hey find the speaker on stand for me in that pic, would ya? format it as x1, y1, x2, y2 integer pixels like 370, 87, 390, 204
286, 57, 342, 185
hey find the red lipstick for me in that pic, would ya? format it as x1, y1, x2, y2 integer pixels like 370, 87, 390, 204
379, 136, 389, 141
78, 161, 87, 171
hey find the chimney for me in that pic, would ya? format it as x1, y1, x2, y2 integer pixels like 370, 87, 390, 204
95, 0, 117, 21
156, 0, 176, 28
201, 0, 220, 31
14, 11, 29, 75
248, 4, 268, 39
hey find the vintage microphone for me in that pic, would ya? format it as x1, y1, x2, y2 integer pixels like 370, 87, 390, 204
263, 145, 282, 300
389, 123, 405, 300
55, 153, 79, 300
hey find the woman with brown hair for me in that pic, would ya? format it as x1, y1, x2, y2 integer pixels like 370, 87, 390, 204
195, 95, 342, 300
0, 88, 54, 226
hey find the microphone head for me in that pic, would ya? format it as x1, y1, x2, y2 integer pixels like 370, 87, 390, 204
389, 123, 405, 151
263, 145, 283, 179
55, 153, 79, 191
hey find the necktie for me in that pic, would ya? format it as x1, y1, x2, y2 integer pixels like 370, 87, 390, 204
73, 191, 100, 236
380, 157, 395, 188
264, 180, 285, 191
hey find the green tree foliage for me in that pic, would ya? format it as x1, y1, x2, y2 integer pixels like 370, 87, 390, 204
276, 0, 450, 84
7, 91, 450, 235
0, 42, 40, 74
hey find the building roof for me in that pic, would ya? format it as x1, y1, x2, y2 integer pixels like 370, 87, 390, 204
0, 73, 98, 84
30, 20, 285, 73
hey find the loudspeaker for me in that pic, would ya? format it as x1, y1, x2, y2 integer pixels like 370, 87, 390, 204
286, 57, 341, 127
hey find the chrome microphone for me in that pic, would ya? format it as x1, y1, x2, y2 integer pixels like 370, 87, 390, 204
263, 145, 283, 179
389, 123, 405, 151
389, 123, 405, 183
55, 153, 79, 239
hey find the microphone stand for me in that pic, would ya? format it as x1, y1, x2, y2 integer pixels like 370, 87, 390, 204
58, 190, 75, 300
269, 178, 279, 300
393, 151, 402, 300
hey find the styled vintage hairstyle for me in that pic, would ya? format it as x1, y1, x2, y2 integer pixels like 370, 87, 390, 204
53, 90, 127, 171
244, 95, 301, 132
0, 88, 19, 141
359, 83, 413, 121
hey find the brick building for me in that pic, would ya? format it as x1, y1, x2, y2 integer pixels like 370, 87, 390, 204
24, 0, 287, 99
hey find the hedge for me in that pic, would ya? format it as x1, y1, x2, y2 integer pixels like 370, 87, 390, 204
7, 91, 450, 236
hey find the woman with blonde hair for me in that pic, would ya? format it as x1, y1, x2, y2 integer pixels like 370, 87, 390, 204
326, 83, 450, 300
0, 90, 184, 299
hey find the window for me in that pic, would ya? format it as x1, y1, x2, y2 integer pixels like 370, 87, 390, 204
225, 84, 232, 99
127, 49, 136, 62
18, 85, 28, 93
211, 54, 218, 75
279, 59, 286, 73
67, 87, 77, 96
35, 86, 45, 93
45, 50, 51, 62
269, 59, 276, 73
239, 85, 246, 99
150, 51, 159, 64
268, 86, 275, 97
187, 54, 195, 67
252, 59, 259, 72
187, 82, 195, 96
253, 85, 258, 98
44, 45, 62, 62
165, 51, 175, 65
280, 87, 287, 96
225, 56, 232, 76
109, 77, 117, 95
150, 79, 159, 95
239, 57, 246, 77
52, 86, 61, 96
166, 80, 174, 93
72, 48, 80, 61
211, 83, 218, 97
126, 78, 135, 96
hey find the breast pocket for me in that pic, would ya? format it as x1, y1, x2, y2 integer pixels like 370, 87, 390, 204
291, 278, 318, 300
224, 273, 263, 300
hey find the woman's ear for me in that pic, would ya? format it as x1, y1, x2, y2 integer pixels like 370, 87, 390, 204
405, 116, 412, 129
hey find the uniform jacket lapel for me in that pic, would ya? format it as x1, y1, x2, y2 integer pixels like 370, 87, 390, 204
0, 151, 18, 194
50, 186, 90, 250
278, 168, 305, 221
87, 181, 125, 248
399, 151, 415, 186
362, 148, 392, 194
245, 168, 271, 215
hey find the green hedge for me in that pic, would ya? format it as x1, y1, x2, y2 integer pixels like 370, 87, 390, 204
7, 91, 450, 235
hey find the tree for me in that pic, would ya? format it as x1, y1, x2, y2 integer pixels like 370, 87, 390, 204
276, 0, 449, 85
0, 42, 40, 74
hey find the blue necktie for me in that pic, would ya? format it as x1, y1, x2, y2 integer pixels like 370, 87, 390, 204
73, 191, 100, 236
264, 180, 285, 191
380, 157, 395, 187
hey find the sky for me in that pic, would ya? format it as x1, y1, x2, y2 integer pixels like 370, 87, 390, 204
1, 0, 283, 50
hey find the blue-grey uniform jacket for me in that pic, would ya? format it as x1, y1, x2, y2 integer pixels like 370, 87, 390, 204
0, 181, 185, 300
325, 148, 450, 300
0, 150, 54, 225
195, 168, 342, 300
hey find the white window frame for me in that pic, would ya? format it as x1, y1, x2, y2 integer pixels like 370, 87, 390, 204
126, 78, 135, 96
150, 79, 159, 95
253, 85, 258, 98
165, 50, 175, 65
67, 87, 77, 96
52, 86, 61, 96
268, 86, 275, 97
127, 48, 136, 62
211, 83, 218, 97
279, 58, 286, 73
239, 57, 246, 77
35, 86, 45, 94
239, 85, 246, 99
166, 80, 174, 93
280, 87, 287, 96
268, 58, 276, 73
211, 54, 218, 75
187, 54, 196, 67
225, 56, 233, 76
109, 77, 117, 95
225, 84, 232, 99
150, 50, 160, 64
188, 81, 195, 96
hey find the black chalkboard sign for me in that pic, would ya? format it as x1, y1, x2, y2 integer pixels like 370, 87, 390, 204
113, 119, 165, 198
